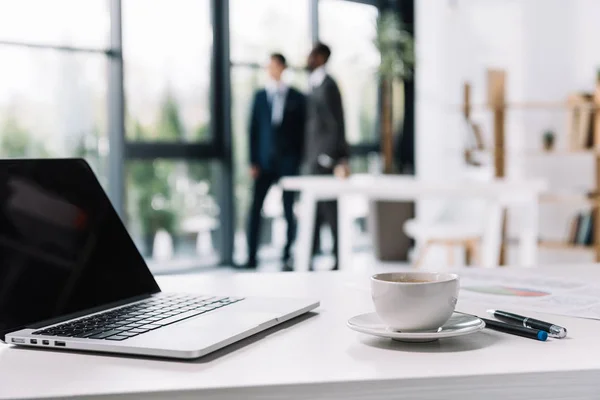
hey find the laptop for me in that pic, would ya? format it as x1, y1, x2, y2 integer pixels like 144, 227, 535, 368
0, 159, 318, 359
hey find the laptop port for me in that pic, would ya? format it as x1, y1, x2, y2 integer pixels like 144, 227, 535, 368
11, 338, 25, 344
42, 340, 50, 345
55, 341, 66, 347
30, 339, 37, 344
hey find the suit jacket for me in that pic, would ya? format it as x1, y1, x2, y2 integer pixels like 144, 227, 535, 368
304, 75, 348, 170
249, 87, 306, 176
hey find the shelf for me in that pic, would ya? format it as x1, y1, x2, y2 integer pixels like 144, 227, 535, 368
509, 238, 597, 251
509, 101, 600, 110
540, 194, 599, 207
524, 149, 599, 156
459, 101, 600, 110
538, 240, 596, 252
461, 148, 599, 156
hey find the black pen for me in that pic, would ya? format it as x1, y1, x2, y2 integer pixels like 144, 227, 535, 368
487, 309, 567, 339
481, 318, 548, 341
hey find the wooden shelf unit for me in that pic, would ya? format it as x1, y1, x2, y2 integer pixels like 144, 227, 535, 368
539, 194, 600, 207
462, 69, 600, 262
461, 101, 600, 111
538, 240, 597, 252
473, 148, 598, 155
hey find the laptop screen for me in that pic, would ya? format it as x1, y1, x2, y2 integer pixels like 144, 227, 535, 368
0, 159, 160, 341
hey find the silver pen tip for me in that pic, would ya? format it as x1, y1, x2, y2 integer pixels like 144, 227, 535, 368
486, 309, 496, 314
549, 325, 567, 339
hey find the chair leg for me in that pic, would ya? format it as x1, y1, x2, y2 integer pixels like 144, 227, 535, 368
472, 240, 482, 266
465, 239, 481, 267
465, 241, 474, 266
446, 242, 454, 266
414, 241, 432, 268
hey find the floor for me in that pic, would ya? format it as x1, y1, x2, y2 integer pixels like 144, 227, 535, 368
155, 250, 404, 276
150, 225, 376, 275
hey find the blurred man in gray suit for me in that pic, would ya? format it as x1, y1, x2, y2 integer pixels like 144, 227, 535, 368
305, 42, 349, 271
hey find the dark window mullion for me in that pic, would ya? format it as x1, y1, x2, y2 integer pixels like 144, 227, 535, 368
108, 0, 126, 219
124, 142, 221, 160
213, 0, 235, 266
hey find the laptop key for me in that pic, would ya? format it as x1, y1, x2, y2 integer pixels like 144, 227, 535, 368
123, 322, 145, 328
155, 309, 205, 326
117, 331, 139, 338
128, 328, 149, 334
105, 335, 129, 341
89, 329, 126, 339
77, 329, 106, 338
138, 324, 161, 330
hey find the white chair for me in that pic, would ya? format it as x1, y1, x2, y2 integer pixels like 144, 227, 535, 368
404, 199, 502, 268
404, 167, 508, 268
403, 174, 545, 268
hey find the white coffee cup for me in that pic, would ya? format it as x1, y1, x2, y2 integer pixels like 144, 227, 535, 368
371, 272, 460, 332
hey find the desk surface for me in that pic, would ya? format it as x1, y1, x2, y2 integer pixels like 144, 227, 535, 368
2, 265, 600, 400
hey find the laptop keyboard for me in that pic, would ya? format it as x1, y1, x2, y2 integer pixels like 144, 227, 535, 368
32, 294, 244, 341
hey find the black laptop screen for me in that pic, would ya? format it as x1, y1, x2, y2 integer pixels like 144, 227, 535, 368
0, 159, 160, 340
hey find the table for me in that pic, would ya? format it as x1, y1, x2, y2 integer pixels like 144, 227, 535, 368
281, 174, 547, 271
2, 265, 600, 400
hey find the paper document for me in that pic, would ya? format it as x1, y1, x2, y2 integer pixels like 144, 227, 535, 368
457, 269, 600, 320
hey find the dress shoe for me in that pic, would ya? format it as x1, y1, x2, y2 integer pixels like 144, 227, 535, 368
282, 256, 295, 271
282, 263, 294, 272
235, 261, 257, 270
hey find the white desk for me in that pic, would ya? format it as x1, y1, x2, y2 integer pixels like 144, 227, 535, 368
281, 175, 546, 271
2, 266, 600, 400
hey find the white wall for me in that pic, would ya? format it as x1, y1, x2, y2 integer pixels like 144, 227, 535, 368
416, 0, 600, 264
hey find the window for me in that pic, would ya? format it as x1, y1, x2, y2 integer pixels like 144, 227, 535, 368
230, 0, 311, 66
0, 46, 108, 185
0, 0, 385, 272
0, 0, 110, 49
122, 0, 212, 142
126, 160, 221, 273
122, 0, 220, 270
319, 0, 380, 145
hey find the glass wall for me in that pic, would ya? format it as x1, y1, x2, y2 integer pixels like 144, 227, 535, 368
121, 0, 221, 272
0, 0, 382, 271
0, 0, 110, 48
230, 0, 311, 66
0, 1, 110, 187
125, 160, 221, 272
319, 0, 380, 145
122, 0, 212, 143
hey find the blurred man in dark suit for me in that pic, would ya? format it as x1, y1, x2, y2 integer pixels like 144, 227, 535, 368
305, 42, 349, 271
245, 53, 306, 270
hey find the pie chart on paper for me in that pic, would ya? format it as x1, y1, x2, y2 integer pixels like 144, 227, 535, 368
463, 285, 550, 297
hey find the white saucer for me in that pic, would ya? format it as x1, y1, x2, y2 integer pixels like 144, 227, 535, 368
347, 312, 485, 342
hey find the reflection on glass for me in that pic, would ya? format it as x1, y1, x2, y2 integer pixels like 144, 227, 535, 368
230, 0, 311, 66
319, 0, 379, 144
122, 0, 212, 142
0, 0, 110, 49
126, 160, 221, 272
0, 46, 108, 186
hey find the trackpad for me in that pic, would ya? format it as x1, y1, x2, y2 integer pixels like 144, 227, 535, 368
153, 311, 280, 353
185, 310, 279, 329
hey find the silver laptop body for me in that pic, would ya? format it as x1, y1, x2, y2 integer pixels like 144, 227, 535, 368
0, 159, 318, 359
